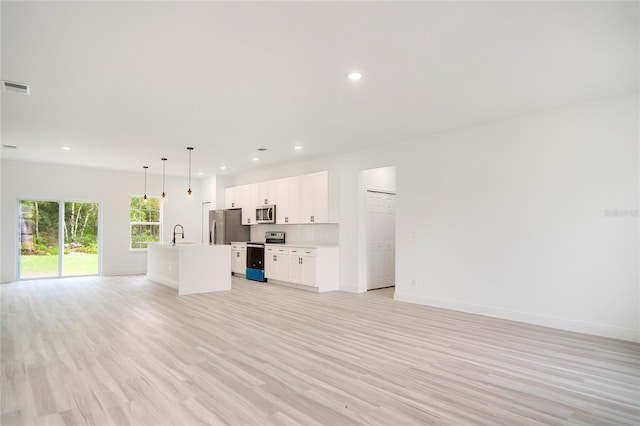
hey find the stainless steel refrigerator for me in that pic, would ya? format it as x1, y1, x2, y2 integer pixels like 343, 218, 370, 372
209, 208, 250, 245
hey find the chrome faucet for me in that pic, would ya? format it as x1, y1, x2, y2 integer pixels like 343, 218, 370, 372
172, 224, 184, 245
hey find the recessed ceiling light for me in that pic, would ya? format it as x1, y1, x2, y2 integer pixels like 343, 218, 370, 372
252, 157, 259, 162
220, 165, 227, 170
257, 148, 267, 152
294, 145, 303, 151
61, 146, 71, 151
347, 71, 362, 81
198, 172, 205, 176
2, 144, 17, 149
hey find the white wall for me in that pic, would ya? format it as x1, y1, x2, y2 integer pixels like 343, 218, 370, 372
395, 93, 639, 341
234, 93, 639, 341
0, 158, 3, 281
0, 161, 203, 282
362, 166, 396, 193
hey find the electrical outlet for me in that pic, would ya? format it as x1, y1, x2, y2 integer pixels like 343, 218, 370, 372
411, 277, 416, 286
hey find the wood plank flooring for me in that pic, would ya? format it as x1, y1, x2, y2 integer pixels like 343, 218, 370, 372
1, 275, 639, 425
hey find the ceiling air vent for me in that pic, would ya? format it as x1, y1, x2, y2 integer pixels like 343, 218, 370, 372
2, 80, 30, 95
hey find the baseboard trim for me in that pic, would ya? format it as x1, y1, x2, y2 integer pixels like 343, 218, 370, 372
394, 292, 639, 343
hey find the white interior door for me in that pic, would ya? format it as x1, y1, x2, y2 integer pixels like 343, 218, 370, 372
366, 190, 396, 290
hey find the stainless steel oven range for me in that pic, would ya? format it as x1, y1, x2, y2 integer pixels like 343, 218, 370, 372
246, 232, 286, 282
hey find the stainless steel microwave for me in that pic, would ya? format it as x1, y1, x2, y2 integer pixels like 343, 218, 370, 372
255, 205, 276, 224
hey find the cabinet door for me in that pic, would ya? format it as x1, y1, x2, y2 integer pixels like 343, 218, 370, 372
287, 177, 300, 224
275, 179, 289, 225
225, 187, 237, 209
231, 250, 246, 274
236, 185, 254, 225
299, 172, 328, 224
299, 174, 315, 224
275, 254, 289, 281
266, 180, 278, 205
289, 250, 303, 283
313, 172, 329, 223
301, 256, 316, 287
276, 177, 300, 225
265, 251, 277, 279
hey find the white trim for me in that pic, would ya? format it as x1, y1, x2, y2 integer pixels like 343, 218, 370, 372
394, 292, 640, 343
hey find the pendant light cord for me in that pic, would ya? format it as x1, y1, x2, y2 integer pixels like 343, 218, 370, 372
161, 158, 167, 198
187, 147, 194, 198
143, 165, 149, 202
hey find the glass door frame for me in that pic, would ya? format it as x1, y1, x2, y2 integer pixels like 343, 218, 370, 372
17, 198, 103, 280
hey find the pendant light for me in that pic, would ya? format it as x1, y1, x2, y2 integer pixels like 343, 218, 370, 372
186, 147, 194, 199
142, 165, 149, 204
161, 158, 167, 200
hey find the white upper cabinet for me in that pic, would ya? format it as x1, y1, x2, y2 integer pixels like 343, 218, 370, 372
299, 171, 329, 224
225, 187, 238, 209
238, 185, 253, 225
225, 170, 338, 225
254, 181, 277, 206
226, 185, 253, 225
275, 177, 300, 225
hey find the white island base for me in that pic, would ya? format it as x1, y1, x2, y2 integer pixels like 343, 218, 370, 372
147, 243, 231, 295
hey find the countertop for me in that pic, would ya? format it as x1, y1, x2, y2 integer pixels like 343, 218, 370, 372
230, 242, 338, 248
268, 243, 338, 248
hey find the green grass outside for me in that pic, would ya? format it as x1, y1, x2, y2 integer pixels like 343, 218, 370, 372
20, 254, 98, 278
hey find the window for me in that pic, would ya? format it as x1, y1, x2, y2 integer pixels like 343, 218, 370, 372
130, 196, 161, 249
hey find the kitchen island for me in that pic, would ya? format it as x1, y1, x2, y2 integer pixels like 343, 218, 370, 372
147, 243, 231, 295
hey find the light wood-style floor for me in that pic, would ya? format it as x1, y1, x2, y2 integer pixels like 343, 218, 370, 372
1, 275, 639, 425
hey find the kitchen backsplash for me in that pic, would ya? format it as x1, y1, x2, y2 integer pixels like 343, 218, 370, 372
250, 224, 338, 245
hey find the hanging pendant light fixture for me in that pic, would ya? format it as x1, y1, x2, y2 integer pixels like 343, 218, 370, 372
186, 147, 194, 199
143, 165, 149, 204
161, 158, 167, 201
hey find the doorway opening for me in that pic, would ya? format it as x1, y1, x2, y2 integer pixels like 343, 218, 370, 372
19, 200, 100, 279
365, 190, 396, 291
358, 166, 396, 294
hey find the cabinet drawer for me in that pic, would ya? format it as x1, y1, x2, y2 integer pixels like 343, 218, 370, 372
266, 246, 289, 254
289, 247, 316, 257
231, 244, 246, 251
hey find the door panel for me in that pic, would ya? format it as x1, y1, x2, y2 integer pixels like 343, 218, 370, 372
63, 202, 99, 276
19, 200, 60, 278
366, 191, 396, 290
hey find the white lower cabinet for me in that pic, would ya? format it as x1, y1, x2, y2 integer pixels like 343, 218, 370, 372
266, 245, 338, 292
289, 248, 316, 287
231, 243, 246, 275
265, 247, 290, 281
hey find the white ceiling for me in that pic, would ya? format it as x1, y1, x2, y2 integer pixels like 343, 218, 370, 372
1, 1, 637, 177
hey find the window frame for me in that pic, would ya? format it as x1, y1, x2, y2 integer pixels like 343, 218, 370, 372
129, 195, 163, 251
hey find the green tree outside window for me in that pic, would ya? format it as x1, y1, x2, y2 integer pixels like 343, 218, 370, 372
130, 196, 162, 249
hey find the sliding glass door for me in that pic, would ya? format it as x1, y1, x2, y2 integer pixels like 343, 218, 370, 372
19, 200, 60, 277
19, 200, 100, 279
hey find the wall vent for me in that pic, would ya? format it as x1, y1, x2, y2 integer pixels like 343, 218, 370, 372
2, 80, 30, 95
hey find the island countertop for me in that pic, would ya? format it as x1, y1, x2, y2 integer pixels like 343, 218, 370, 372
146, 243, 231, 295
